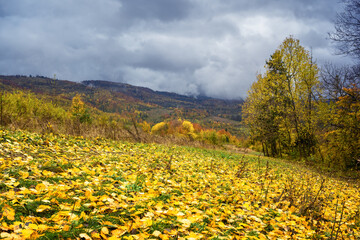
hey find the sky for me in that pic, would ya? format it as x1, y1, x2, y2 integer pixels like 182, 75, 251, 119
0, 0, 353, 99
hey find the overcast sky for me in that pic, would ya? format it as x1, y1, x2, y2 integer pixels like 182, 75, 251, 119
0, 0, 353, 99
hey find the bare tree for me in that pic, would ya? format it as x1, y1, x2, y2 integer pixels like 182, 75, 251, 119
330, 0, 360, 59
320, 63, 360, 100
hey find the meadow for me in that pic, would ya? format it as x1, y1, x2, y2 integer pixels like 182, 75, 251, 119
0, 129, 359, 239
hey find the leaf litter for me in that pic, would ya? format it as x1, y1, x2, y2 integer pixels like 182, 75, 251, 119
0, 129, 359, 239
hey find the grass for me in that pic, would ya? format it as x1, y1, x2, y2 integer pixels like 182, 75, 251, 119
0, 129, 359, 239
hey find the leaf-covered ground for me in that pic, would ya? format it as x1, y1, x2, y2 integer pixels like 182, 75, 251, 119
0, 129, 359, 239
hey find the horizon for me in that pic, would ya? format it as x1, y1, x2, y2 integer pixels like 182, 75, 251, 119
1, 74, 245, 101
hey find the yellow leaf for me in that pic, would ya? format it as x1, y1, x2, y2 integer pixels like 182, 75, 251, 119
217, 221, 227, 229
22, 229, 34, 238
80, 211, 88, 221
20, 171, 29, 179
243, 202, 250, 210
85, 189, 92, 199
38, 224, 48, 231
102, 221, 114, 226
134, 210, 143, 215
36, 205, 51, 212
160, 234, 169, 240
63, 225, 71, 231
108, 237, 121, 240
152, 230, 162, 237
91, 231, 101, 239
3, 204, 15, 221
101, 227, 109, 235
4, 190, 15, 200
79, 233, 92, 240
111, 228, 127, 237
28, 224, 38, 230
76, 224, 83, 229
164, 229, 177, 235
13, 222, 23, 233
288, 206, 297, 213
35, 183, 47, 192
1, 222, 10, 231
1, 232, 13, 239
101, 232, 108, 239
178, 219, 191, 228
187, 232, 203, 240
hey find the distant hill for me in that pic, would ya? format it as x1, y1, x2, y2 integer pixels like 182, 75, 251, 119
0, 75, 244, 134
81, 80, 244, 119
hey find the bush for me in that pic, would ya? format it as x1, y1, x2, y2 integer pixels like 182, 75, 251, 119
1, 91, 67, 131
151, 122, 168, 135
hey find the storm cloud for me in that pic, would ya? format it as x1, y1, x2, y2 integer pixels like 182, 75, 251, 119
0, 0, 351, 99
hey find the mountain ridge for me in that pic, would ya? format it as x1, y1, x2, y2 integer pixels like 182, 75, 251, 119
0, 75, 244, 133
81, 79, 244, 109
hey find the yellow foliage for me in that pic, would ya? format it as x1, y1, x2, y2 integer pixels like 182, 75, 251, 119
1, 129, 358, 239
70, 94, 85, 115
181, 120, 195, 133
151, 121, 168, 135
140, 121, 151, 133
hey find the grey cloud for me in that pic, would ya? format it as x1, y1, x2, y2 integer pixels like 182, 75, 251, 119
214, 0, 338, 19
119, 0, 193, 22
0, 0, 350, 99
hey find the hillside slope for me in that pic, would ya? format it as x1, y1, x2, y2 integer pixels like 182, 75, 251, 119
82, 80, 243, 118
0, 129, 358, 239
0, 75, 244, 134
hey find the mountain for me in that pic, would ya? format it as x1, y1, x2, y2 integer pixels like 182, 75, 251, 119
0, 75, 244, 133
81, 80, 244, 119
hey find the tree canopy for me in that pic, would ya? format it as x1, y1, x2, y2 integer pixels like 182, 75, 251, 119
243, 37, 321, 159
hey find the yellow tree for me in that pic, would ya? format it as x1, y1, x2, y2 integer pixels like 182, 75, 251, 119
279, 37, 321, 158
322, 84, 360, 169
70, 94, 91, 135
243, 50, 288, 157
243, 37, 321, 158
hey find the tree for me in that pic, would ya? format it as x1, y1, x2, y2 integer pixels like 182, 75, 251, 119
280, 38, 321, 158
321, 63, 360, 100
242, 73, 284, 157
330, 0, 360, 59
323, 0, 360, 169
243, 37, 321, 159
70, 94, 91, 135
319, 84, 360, 169
320, 63, 360, 169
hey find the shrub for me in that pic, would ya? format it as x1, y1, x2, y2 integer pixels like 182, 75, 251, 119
151, 122, 168, 135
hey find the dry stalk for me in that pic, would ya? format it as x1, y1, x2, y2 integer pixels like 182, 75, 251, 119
330, 199, 339, 239
235, 156, 247, 178
334, 200, 346, 240
166, 154, 173, 173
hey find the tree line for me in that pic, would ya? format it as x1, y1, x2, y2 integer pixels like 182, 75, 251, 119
242, 0, 360, 170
